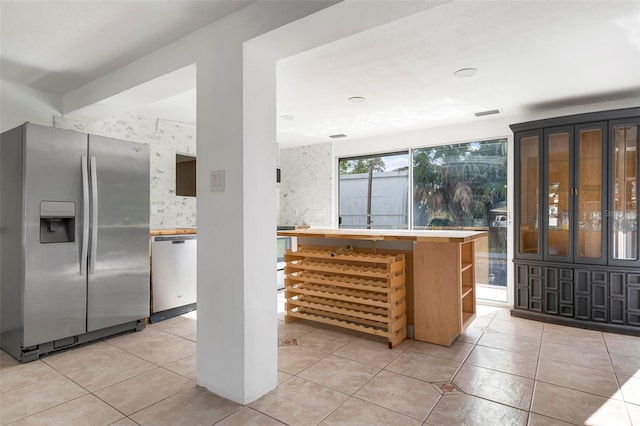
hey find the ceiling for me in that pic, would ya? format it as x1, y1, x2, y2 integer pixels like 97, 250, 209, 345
1, 1, 639, 146
0, 0, 254, 93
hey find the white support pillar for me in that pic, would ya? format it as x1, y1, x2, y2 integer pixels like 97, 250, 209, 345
194, 36, 279, 405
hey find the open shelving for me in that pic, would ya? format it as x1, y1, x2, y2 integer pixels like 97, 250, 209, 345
413, 239, 478, 347
284, 246, 407, 348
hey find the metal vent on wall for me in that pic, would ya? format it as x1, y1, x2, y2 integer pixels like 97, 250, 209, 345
474, 109, 501, 117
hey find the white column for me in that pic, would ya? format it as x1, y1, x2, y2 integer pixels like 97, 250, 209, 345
195, 34, 280, 403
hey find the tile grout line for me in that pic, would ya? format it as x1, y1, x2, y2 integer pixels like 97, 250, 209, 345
293, 326, 368, 424
40, 329, 199, 424
70, 364, 169, 424
2, 393, 97, 425
288, 334, 407, 393
278, 336, 432, 425
603, 333, 636, 426
123, 385, 222, 421
444, 318, 534, 421
311, 392, 352, 426
459, 316, 539, 422
529, 322, 546, 413
233, 406, 287, 426
460, 328, 541, 381
24, 352, 136, 423
0, 362, 60, 396
528, 323, 595, 426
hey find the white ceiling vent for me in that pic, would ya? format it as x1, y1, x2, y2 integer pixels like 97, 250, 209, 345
474, 109, 501, 117
329, 134, 347, 139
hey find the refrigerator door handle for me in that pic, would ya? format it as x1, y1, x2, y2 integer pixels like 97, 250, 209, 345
89, 156, 98, 274
80, 155, 89, 275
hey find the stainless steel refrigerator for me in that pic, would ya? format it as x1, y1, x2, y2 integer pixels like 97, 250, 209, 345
1, 123, 150, 362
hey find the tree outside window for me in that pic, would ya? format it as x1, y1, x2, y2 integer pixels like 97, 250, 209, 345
413, 139, 508, 290
337, 140, 508, 295
413, 140, 507, 229
339, 153, 409, 229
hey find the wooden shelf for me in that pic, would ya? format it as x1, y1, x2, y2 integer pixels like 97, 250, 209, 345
462, 311, 476, 328
461, 286, 473, 299
284, 246, 407, 348
413, 238, 480, 347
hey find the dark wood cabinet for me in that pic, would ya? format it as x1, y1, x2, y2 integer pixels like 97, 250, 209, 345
511, 108, 640, 335
544, 266, 573, 317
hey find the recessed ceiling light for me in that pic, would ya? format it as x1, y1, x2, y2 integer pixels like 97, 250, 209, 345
280, 114, 295, 120
348, 96, 366, 103
454, 68, 478, 78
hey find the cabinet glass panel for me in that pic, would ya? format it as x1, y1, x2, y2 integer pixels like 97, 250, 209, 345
547, 132, 570, 257
519, 136, 539, 255
612, 124, 638, 260
577, 128, 603, 259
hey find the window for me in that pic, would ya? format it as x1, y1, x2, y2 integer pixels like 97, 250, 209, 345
337, 140, 508, 301
412, 140, 507, 228
176, 154, 196, 197
413, 139, 508, 299
339, 152, 409, 229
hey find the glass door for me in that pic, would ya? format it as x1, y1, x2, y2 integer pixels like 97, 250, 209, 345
575, 123, 606, 264
412, 139, 508, 302
610, 120, 639, 266
544, 127, 572, 261
516, 132, 542, 260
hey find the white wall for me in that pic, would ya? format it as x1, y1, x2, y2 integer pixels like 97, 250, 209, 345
0, 80, 61, 132
54, 113, 197, 230
334, 98, 640, 160
278, 142, 332, 226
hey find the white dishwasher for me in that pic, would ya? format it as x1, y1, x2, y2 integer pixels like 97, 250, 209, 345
150, 234, 197, 322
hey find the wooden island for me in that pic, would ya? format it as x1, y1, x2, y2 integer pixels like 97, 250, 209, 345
277, 228, 488, 347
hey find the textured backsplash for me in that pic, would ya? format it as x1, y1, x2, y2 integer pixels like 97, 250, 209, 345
54, 113, 196, 230
278, 142, 332, 227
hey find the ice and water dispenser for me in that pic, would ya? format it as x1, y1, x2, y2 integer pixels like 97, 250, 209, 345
39, 201, 75, 243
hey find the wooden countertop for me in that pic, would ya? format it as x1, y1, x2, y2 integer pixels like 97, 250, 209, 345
276, 228, 487, 243
150, 228, 197, 236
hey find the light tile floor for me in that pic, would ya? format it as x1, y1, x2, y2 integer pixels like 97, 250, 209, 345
1, 304, 639, 425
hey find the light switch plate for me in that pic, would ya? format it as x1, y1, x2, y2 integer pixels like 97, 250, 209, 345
210, 170, 225, 192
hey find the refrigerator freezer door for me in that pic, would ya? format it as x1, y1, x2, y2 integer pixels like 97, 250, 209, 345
87, 135, 150, 332
23, 124, 88, 347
